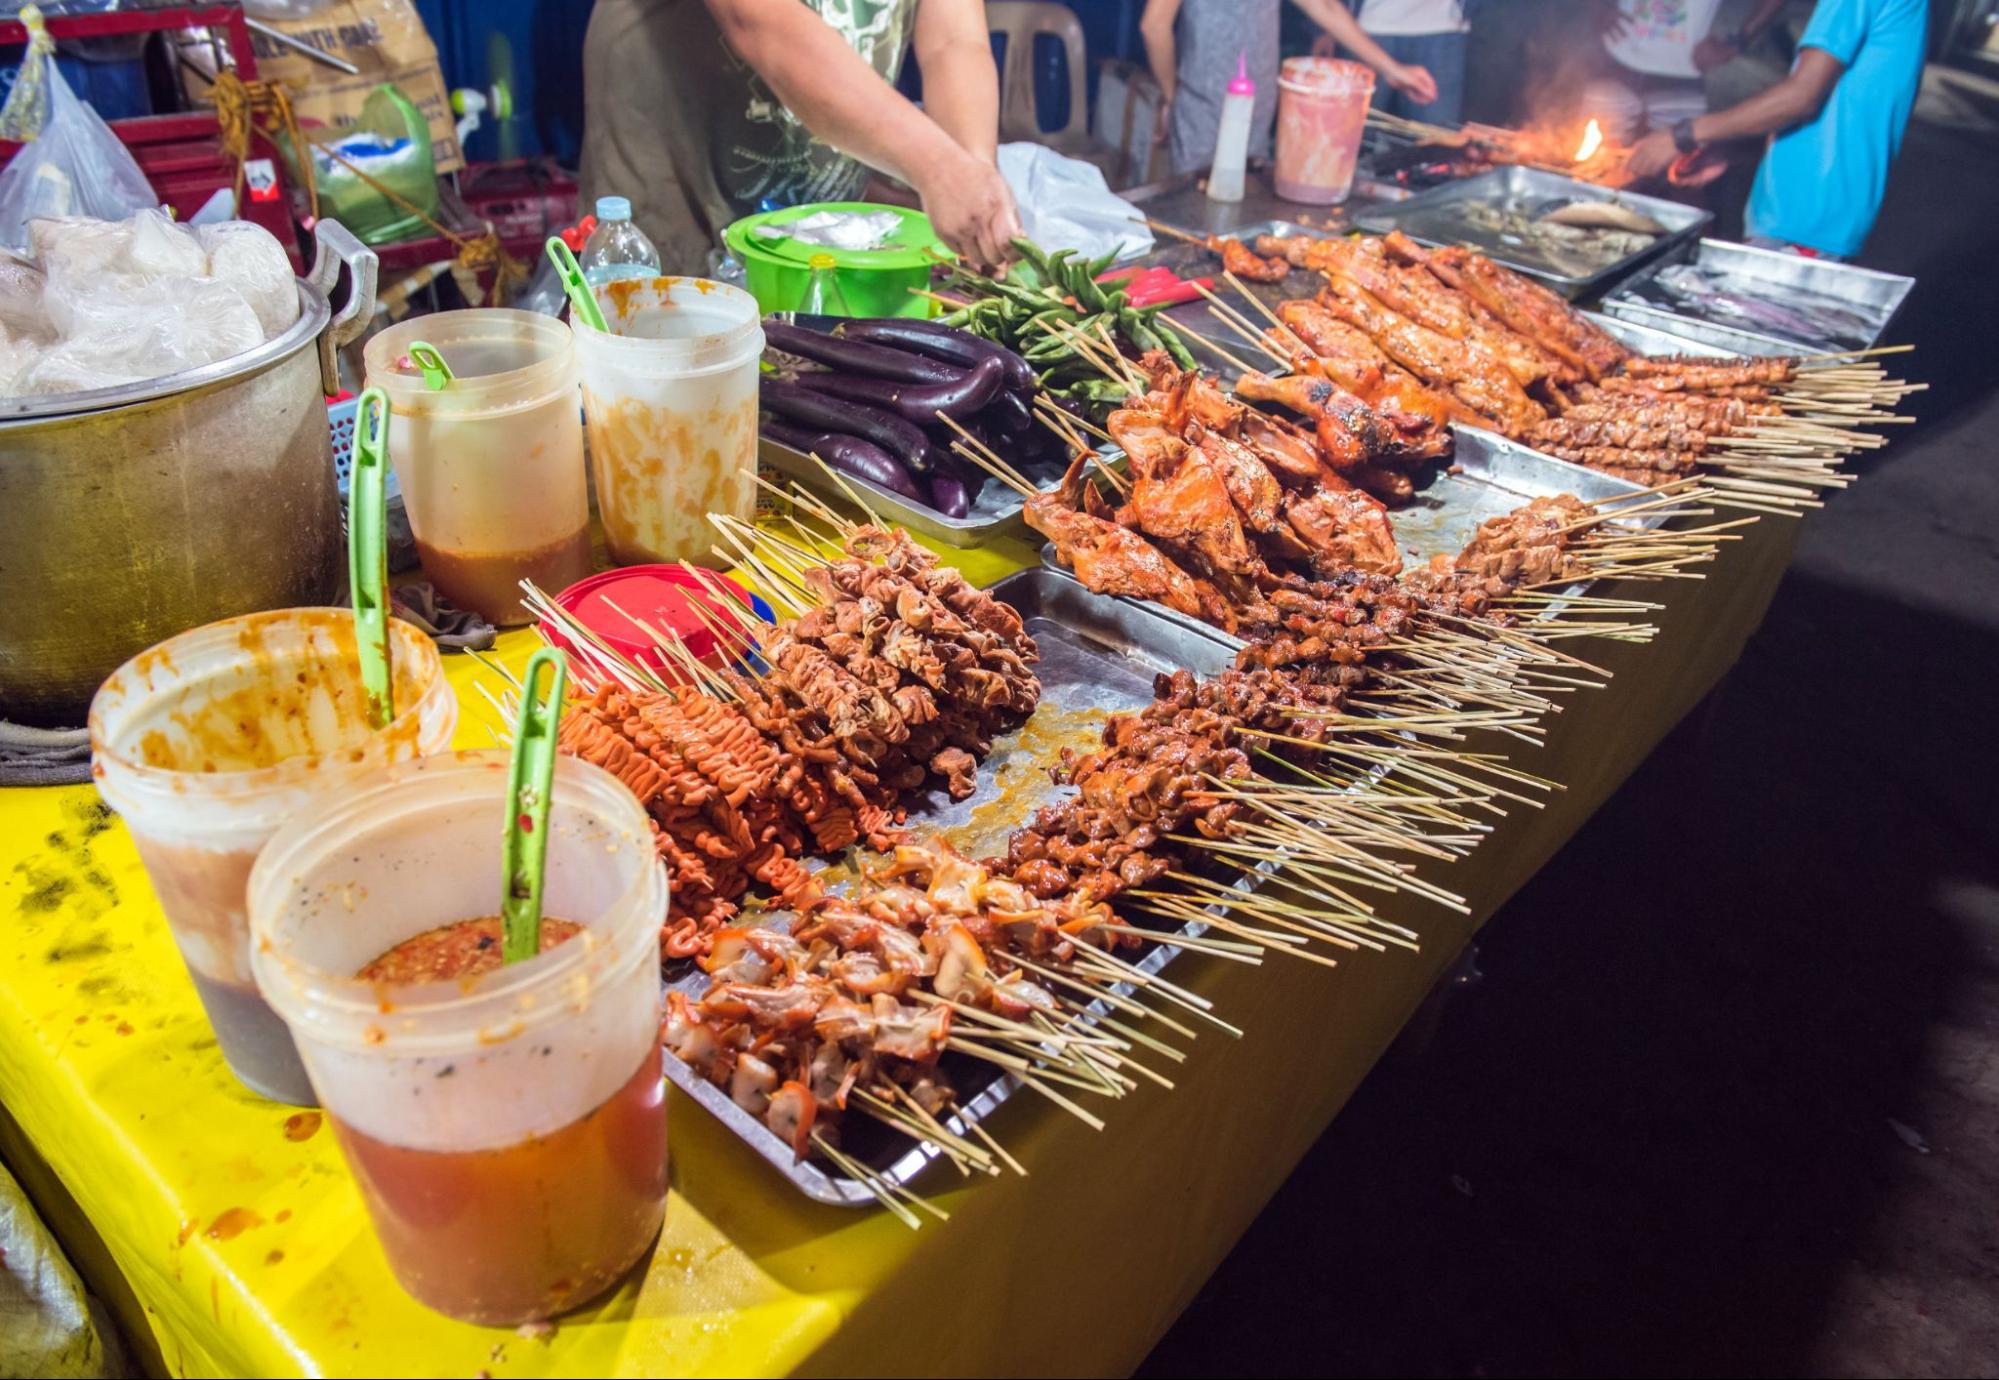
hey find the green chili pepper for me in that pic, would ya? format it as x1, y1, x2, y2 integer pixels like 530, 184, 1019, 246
1157, 320, 1197, 370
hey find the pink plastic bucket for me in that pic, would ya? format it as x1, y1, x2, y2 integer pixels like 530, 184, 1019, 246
1275, 58, 1375, 205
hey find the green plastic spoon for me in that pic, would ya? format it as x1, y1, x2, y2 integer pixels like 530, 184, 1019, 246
348, 386, 394, 730
500, 646, 570, 966
544, 236, 609, 333
405, 340, 454, 390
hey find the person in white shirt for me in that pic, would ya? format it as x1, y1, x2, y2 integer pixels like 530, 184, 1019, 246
1355, 0, 1470, 126
1582, 0, 1792, 147
1582, 0, 1719, 144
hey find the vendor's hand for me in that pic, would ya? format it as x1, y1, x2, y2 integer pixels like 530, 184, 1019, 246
1387, 63, 1439, 107
1692, 36, 1739, 71
1590, 0, 1632, 42
1626, 127, 1680, 179
1154, 91, 1173, 144
917, 148, 1023, 269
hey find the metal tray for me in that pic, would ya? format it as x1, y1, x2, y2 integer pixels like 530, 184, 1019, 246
758, 434, 1070, 549
1353, 166, 1711, 299
1118, 219, 1338, 375
1039, 425, 1652, 648
1602, 237, 1913, 355
1586, 310, 1733, 360
660, 567, 1242, 1205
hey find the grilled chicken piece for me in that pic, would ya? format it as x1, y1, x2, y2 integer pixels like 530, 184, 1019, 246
1315, 274, 1546, 435
1107, 409, 1266, 585
1210, 235, 1290, 282
1283, 488, 1404, 577
1234, 407, 1337, 491
1232, 370, 1388, 478
1025, 454, 1238, 631
1189, 424, 1286, 534
1416, 240, 1631, 381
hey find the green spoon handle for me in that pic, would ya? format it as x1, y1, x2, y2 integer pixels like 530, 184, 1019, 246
348, 386, 393, 729
544, 236, 609, 333
501, 646, 570, 966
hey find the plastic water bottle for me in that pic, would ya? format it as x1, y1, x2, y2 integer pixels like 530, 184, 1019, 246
580, 196, 661, 287
1207, 53, 1255, 203
797, 252, 854, 316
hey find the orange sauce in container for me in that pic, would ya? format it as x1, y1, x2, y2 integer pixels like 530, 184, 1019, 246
342, 914, 660, 1325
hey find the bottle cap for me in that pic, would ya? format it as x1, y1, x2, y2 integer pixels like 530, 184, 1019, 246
808, 252, 838, 271
1227, 52, 1255, 97
595, 195, 632, 222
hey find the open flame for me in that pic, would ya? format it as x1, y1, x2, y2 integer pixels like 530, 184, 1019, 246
1574, 119, 1604, 163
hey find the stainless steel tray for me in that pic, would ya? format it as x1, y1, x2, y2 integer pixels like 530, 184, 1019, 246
660, 566, 1243, 1205
1039, 425, 1652, 648
1586, 310, 1733, 360
1353, 166, 1711, 299
758, 435, 1072, 550
1602, 237, 1913, 355
1120, 219, 1338, 374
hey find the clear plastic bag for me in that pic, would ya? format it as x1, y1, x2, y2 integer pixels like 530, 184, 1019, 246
198, 220, 299, 337
24, 275, 264, 394
0, 26, 156, 253
995, 142, 1153, 263
0, 245, 51, 339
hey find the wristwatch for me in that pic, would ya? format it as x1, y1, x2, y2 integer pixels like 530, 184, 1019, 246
1671, 117, 1701, 154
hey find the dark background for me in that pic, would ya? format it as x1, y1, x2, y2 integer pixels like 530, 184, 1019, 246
1139, 101, 1999, 1378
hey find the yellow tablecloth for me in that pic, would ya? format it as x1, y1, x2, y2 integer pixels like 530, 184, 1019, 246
0, 518, 1798, 1378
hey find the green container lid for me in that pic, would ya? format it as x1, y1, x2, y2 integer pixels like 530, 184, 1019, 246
722, 202, 951, 318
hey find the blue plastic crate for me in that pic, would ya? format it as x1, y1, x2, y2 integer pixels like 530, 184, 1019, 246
329, 397, 418, 571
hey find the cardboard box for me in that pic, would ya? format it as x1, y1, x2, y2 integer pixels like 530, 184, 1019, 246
188, 0, 463, 174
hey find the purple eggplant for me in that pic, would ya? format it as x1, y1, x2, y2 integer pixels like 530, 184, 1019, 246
763, 319, 961, 384
792, 354, 1007, 425
761, 377, 936, 472
760, 417, 924, 501
930, 447, 987, 508
983, 387, 1033, 435
831, 318, 1035, 393
927, 471, 973, 519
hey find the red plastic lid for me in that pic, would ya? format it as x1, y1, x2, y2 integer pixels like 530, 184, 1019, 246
543, 564, 771, 675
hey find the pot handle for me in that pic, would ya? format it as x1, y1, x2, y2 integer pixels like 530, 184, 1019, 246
307, 219, 380, 395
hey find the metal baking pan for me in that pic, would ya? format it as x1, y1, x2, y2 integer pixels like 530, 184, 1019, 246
1353, 166, 1711, 299
660, 566, 1243, 1206
1040, 425, 1651, 648
1602, 237, 1913, 355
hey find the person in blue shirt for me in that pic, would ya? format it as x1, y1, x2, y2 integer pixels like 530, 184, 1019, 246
1626, 0, 1927, 259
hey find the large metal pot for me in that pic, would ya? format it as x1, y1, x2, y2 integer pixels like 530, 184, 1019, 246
0, 222, 378, 727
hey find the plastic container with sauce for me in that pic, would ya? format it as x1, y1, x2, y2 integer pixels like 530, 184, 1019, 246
88, 610, 457, 1104
573, 277, 764, 567
363, 310, 594, 626
248, 751, 669, 1325
1274, 57, 1376, 205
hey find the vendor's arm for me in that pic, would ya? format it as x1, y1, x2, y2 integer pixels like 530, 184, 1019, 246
914, 0, 1001, 163
1293, 0, 1439, 107
705, 0, 1019, 263
1626, 47, 1845, 176
1139, 0, 1184, 141
1694, 0, 1791, 71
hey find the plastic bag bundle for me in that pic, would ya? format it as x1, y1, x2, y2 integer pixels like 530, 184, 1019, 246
0, 246, 50, 339
198, 220, 299, 337
0, 9, 158, 253
26, 277, 265, 395
6, 209, 299, 396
